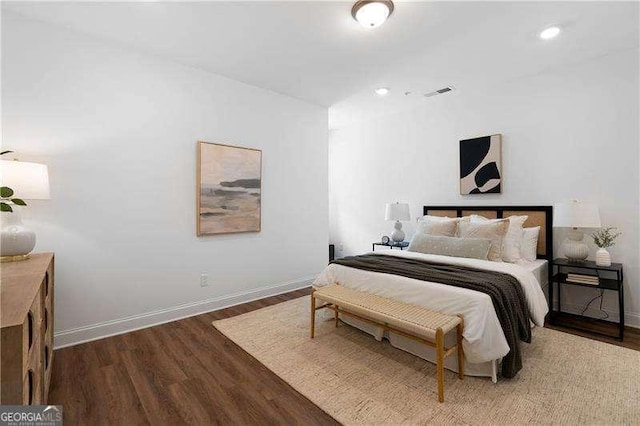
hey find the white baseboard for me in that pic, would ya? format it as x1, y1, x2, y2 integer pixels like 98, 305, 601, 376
54, 276, 316, 349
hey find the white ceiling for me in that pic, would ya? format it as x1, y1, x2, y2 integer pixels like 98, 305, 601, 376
3, 1, 638, 108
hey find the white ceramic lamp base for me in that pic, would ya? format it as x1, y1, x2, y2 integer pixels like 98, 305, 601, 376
1, 207, 36, 262
391, 220, 405, 242
562, 229, 589, 262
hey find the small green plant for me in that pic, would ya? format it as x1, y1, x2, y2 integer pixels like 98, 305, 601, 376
591, 227, 621, 249
0, 150, 27, 212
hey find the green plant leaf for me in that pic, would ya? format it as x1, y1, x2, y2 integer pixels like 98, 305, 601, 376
0, 150, 13, 156
0, 187, 14, 198
0, 202, 13, 212
11, 198, 26, 206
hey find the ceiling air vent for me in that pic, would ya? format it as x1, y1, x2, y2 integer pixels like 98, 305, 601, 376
423, 86, 455, 98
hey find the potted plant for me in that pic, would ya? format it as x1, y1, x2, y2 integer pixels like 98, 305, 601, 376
0, 151, 27, 211
591, 227, 621, 266
0, 150, 36, 261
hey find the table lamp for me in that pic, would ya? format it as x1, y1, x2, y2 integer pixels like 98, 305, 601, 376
0, 159, 50, 262
385, 202, 410, 242
554, 200, 601, 262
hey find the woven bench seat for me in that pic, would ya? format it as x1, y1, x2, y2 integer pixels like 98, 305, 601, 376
311, 284, 464, 403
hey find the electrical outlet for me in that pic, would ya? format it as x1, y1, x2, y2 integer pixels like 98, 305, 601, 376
200, 274, 209, 287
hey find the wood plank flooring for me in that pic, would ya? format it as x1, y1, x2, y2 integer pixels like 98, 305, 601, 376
49, 288, 338, 426
50, 287, 639, 425
545, 311, 640, 351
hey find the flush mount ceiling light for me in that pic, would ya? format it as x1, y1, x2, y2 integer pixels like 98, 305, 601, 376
539, 26, 561, 40
374, 87, 389, 96
352, 0, 394, 28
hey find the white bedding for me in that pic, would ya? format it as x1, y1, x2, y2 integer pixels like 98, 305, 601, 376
521, 259, 549, 287
313, 250, 549, 365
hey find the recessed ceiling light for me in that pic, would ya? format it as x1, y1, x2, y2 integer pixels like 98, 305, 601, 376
374, 87, 389, 96
352, 1, 394, 29
539, 26, 561, 40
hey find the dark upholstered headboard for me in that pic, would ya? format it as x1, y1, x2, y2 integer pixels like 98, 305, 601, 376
422, 205, 553, 263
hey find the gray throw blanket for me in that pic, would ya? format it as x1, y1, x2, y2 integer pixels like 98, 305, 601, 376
330, 254, 531, 378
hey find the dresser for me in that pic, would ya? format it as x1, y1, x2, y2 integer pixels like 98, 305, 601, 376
1, 253, 55, 405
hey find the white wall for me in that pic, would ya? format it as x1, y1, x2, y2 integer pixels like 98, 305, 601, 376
1, 12, 328, 347
329, 48, 639, 327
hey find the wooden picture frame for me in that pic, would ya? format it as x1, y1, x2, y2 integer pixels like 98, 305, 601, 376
196, 141, 262, 236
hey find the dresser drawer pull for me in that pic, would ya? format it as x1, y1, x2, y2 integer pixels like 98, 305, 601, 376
27, 369, 34, 405
45, 345, 50, 370
27, 311, 34, 350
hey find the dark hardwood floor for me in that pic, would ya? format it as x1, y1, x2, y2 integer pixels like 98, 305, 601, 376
49, 288, 338, 426
50, 288, 640, 425
545, 311, 640, 351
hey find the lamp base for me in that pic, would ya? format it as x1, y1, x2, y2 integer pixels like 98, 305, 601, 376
1, 207, 36, 259
0, 254, 31, 263
391, 220, 405, 242
563, 229, 589, 262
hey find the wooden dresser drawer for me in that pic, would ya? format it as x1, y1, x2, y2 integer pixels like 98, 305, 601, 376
22, 290, 43, 373
1, 253, 55, 405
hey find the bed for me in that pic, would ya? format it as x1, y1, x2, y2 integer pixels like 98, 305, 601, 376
313, 205, 553, 382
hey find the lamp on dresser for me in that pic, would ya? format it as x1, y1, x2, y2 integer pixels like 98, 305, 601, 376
385, 202, 410, 242
554, 200, 601, 262
0, 159, 50, 262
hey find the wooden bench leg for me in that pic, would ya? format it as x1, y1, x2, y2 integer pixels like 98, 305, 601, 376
457, 315, 465, 380
334, 306, 339, 328
310, 291, 316, 339
436, 328, 444, 403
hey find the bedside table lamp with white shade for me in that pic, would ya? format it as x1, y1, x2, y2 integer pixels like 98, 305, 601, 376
385, 202, 410, 242
0, 159, 50, 262
554, 200, 601, 262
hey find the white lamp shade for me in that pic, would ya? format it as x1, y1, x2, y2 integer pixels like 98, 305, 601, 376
385, 202, 410, 221
0, 160, 50, 200
554, 201, 601, 228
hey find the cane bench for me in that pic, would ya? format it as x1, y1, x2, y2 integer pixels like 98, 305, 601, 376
310, 284, 464, 403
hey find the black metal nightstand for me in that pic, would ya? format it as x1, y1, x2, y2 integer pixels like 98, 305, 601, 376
372, 241, 409, 251
550, 258, 624, 340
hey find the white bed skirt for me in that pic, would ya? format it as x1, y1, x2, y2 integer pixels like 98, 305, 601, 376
338, 314, 499, 382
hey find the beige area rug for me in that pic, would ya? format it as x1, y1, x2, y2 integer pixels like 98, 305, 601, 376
213, 296, 639, 425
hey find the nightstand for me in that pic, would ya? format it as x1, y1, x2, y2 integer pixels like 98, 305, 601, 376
372, 241, 409, 251
550, 258, 624, 340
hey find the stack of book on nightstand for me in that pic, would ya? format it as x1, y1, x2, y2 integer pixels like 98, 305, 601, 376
566, 273, 600, 285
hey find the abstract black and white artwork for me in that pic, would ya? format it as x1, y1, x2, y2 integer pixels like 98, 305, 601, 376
459, 134, 502, 195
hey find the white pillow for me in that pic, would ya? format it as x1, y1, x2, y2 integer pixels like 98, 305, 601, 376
416, 216, 458, 237
453, 216, 471, 237
471, 214, 528, 263
520, 226, 540, 262
419, 215, 456, 222
457, 220, 509, 262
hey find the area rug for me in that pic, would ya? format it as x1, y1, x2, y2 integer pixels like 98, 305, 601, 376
212, 296, 639, 425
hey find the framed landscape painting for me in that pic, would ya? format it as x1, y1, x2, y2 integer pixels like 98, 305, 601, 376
459, 134, 502, 195
197, 141, 262, 235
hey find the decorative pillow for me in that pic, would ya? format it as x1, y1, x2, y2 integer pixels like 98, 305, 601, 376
458, 220, 509, 262
415, 216, 458, 237
418, 215, 456, 222
520, 226, 540, 262
408, 234, 491, 260
471, 214, 528, 263
453, 216, 471, 237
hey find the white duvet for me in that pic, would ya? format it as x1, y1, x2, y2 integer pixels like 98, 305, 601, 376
313, 250, 549, 364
